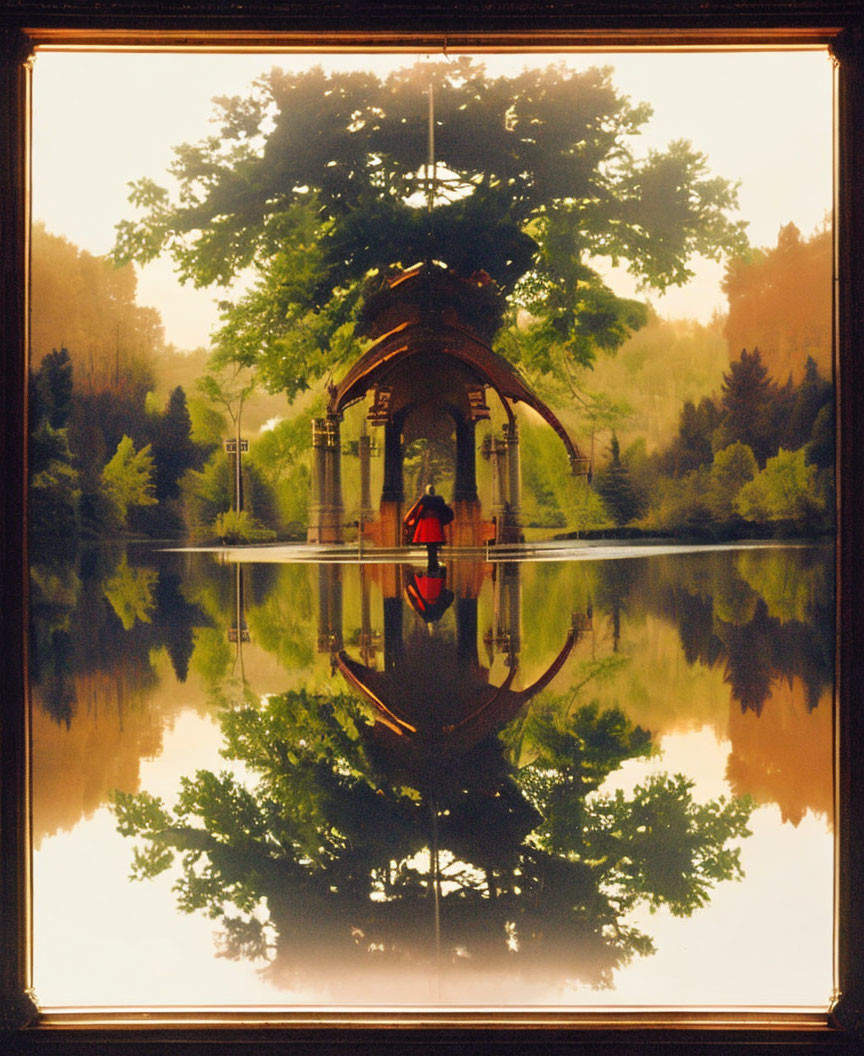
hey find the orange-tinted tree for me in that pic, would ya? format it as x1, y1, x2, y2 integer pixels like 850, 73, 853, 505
722, 222, 831, 385
31, 222, 164, 394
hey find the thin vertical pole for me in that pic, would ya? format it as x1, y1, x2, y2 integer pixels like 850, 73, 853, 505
427, 83, 436, 215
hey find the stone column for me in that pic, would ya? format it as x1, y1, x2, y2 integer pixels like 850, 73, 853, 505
378, 418, 404, 547
456, 595, 479, 670
359, 431, 375, 521
317, 563, 343, 654
490, 561, 521, 660
325, 413, 344, 532
383, 596, 404, 671
453, 416, 478, 502
308, 415, 344, 543
503, 421, 521, 522
381, 419, 404, 502
489, 437, 507, 520
500, 561, 522, 660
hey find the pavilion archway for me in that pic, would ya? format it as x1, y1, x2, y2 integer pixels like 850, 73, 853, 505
307, 264, 590, 546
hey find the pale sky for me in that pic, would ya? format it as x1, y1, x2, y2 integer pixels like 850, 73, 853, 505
33, 712, 833, 1008
31, 49, 833, 349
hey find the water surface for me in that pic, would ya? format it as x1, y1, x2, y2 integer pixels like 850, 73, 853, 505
30, 542, 834, 1008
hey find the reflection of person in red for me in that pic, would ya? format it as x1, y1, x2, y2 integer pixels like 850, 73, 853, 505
403, 484, 454, 572
404, 568, 455, 624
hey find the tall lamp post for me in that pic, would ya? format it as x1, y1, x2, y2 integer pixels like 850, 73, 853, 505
223, 435, 249, 513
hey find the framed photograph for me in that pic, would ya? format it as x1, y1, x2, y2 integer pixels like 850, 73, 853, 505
2, 3, 863, 1053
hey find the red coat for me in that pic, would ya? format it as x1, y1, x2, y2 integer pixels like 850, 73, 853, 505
403, 493, 454, 544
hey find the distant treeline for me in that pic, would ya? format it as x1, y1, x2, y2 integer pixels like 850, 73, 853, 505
590, 348, 834, 538
28, 220, 833, 542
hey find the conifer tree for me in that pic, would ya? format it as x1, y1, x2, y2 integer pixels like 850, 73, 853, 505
716, 348, 776, 466
786, 356, 833, 451
151, 386, 202, 502
34, 346, 74, 430
597, 435, 641, 527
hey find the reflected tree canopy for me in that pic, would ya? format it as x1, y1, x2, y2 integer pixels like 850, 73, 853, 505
113, 686, 752, 988
26, 543, 834, 988
110, 555, 757, 991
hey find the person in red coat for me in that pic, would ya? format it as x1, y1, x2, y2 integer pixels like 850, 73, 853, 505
403, 484, 454, 572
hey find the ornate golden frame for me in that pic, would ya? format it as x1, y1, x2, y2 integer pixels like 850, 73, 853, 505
2, 3, 863, 1052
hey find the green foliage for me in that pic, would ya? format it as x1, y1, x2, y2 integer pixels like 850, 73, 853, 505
29, 430, 81, 537
248, 412, 316, 533
197, 362, 257, 430
786, 356, 833, 451
585, 776, 753, 916
212, 201, 360, 399
115, 59, 746, 392
644, 467, 713, 535
111, 665, 753, 983
150, 386, 205, 502
181, 450, 279, 540
103, 553, 158, 630
516, 700, 652, 850
188, 396, 227, 446
714, 348, 776, 466
100, 435, 157, 532
643, 349, 834, 536
182, 453, 232, 537
807, 402, 835, 471
735, 446, 825, 529
32, 346, 74, 429
707, 442, 758, 522
665, 396, 723, 477
244, 566, 317, 671
190, 626, 234, 688
735, 546, 829, 626
28, 347, 83, 537
578, 315, 728, 458
595, 434, 642, 527
211, 509, 277, 544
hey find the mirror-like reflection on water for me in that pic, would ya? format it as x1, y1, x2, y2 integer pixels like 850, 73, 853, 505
30, 542, 834, 1008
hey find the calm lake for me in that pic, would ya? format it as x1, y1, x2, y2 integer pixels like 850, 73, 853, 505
29, 541, 834, 1009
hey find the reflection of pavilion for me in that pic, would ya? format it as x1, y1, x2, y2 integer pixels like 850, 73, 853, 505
308, 265, 590, 546
317, 559, 590, 790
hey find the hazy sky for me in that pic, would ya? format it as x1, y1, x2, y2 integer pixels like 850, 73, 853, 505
31, 49, 833, 349
33, 711, 833, 1008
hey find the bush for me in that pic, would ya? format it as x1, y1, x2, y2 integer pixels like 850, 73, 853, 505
211, 509, 277, 545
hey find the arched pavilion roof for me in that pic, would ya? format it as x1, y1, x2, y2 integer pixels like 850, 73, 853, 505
328, 318, 588, 471
334, 623, 578, 756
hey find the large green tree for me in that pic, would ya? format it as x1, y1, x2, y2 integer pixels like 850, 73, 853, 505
114, 59, 747, 398
112, 684, 752, 988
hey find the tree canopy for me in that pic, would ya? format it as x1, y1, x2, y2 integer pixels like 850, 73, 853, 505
114, 59, 748, 397
723, 222, 831, 385
112, 679, 753, 988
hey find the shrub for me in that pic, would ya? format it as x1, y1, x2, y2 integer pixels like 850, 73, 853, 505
211, 509, 277, 545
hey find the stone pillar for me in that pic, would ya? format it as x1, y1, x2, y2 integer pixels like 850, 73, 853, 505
501, 561, 522, 660
308, 415, 344, 543
491, 561, 521, 660
456, 595, 479, 670
503, 421, 521, 522
378, 419, 404, 547
383, 596, 404, 671
453, 417, 478, 502
488, 437, 507, 520
359, 432, 375, 522
317, 563, 343, 654
381, 419, 404, 502
359, 566, 373, 666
